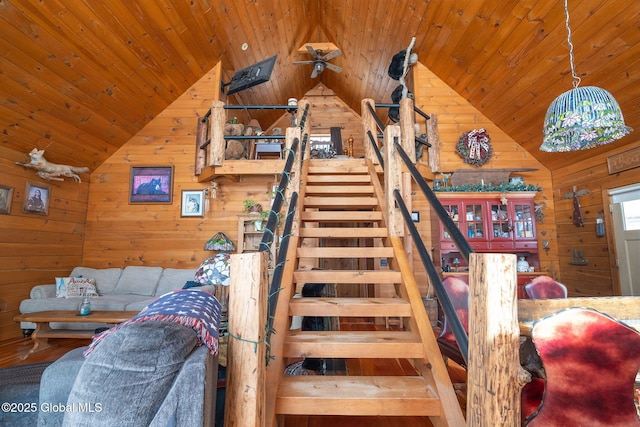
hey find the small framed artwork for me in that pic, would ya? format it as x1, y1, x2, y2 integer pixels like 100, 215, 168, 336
411, 211, 420, 222
0, 185, 14, 214
129, 166, 173, 204
23, 182, 50, 215
181, 190, 205, 217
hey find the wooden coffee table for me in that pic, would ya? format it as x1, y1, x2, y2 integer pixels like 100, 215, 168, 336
14, 310, 138, 359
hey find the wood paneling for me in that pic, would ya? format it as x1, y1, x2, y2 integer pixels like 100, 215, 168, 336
0, 146, 88, 340
552, 140, 640, 297
2, 0, 639, 176
412, 63, 559, 292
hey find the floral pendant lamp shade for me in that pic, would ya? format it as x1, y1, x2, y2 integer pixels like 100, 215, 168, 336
541, 86, 632, 152
540, 0, 632, 152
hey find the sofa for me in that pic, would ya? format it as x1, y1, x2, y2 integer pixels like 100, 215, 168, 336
19, 266, 211, 331
38, 322, 219, 426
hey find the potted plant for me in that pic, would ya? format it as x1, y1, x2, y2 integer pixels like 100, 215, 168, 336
255, 209, 282, 232
243, 199, 262, 214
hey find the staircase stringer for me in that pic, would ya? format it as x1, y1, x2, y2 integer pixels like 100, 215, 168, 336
389, 236, 466, 427
264, 233, 300, 427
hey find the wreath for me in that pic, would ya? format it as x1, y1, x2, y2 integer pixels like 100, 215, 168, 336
456, 128, 492, 167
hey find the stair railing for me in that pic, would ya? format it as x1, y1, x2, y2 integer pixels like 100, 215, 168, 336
389, 137, 470, 365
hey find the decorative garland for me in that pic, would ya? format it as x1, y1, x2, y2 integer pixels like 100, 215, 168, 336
456, 128, 492, 167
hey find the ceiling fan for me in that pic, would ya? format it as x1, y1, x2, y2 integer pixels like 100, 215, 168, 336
293, 45, 342, 78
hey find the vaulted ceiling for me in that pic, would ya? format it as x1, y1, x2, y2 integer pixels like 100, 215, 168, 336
1, 0, 638, 172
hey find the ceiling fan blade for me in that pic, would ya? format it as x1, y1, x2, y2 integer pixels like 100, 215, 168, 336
305, 45, 320, 59
322, 49, 342, 61
310, 67, 319, 78
324, 62, 342, 73
292, 61, 314, 65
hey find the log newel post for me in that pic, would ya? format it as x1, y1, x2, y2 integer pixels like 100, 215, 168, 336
466, 252, 528, 427
225, 251, 268, 427
361, 98, 378, 164
384, 125, 403, 237
209, 100, 226, 167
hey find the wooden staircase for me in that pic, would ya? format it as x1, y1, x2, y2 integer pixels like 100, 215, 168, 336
271, 158, 465, 426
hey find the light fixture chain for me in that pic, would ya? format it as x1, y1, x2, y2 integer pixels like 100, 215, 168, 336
564, 0, 581, 88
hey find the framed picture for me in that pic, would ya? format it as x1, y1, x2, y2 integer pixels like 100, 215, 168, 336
129, 166, 173, 204
181, 190, 205, 217
0, 185, 14, 214
23, 182, 50, 215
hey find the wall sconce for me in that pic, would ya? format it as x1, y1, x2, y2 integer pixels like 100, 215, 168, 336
542, 240, 550, 254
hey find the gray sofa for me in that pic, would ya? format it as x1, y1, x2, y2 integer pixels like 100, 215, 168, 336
38, 321, 219, 427
19, 266, 210, 331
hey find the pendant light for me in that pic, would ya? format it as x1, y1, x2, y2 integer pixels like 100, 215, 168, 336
540, 0, 632, 152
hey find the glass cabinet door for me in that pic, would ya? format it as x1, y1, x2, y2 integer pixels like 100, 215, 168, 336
465, 203, 484, 238
490, 202, 511, 239
442, 203, 460, 239
513, 203, 534, 239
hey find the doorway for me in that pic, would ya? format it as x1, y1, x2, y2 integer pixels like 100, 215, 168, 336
609, 184, 640, 296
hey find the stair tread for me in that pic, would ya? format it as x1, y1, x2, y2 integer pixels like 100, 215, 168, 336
297, 247, 394, 258
306, 175, 371, 183
305, 185, 374, 194
301, 211, 383, 222
276, 375, 441, 416
289, 297, 412, 317
284, 330, 423, 358
294, 270, 400, 283
299, 227, 387, 238
304, 196, 378, 207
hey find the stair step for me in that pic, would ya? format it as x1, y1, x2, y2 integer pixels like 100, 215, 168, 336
276, 376, 441, 416
284, 330, 423, 359
289, 297, 411, 317
304, 196, 379, 208
305, 185, 374, 195
306, 174, 371, 184
297, 246, 393, 258
299, 227, 387, 238
294, 269, 400, 284
307, 166, 369, 174
301, 211, 383, 222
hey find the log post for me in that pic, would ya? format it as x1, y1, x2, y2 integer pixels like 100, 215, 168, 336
466, 252, 529, 426
426, 113, 440, 172
209, 100, 226, 167
384, 125, 403, 237
399, 97, 415, 267
361, 98, 379, 164
225, 251, 268, 427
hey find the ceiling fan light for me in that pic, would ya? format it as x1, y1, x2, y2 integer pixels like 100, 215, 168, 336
540, 86, 632, 152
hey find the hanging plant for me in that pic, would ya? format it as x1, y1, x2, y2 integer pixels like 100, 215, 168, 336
456, 128, 492, 167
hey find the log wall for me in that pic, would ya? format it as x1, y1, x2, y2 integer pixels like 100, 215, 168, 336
81, 66, 274, 269
552, 140, 640, 296
411, 63, 559, 294
0, 146, 88, 340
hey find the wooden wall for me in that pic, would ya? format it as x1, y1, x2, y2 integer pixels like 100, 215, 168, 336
552, 140, 640, 296
0, 147, 88, 340
410, 63, 559, 293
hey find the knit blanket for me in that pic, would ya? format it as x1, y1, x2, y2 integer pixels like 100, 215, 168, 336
84, 288, 221, 357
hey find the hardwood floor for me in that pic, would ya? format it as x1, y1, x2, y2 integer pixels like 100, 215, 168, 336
0, 319, 467, 427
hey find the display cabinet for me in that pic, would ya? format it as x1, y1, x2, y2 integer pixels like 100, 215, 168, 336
437, 192, 538, 273
238, 214, 266, 253
237, 214, 278, 266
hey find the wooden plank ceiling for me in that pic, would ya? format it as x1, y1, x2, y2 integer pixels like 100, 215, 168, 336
1, 0, 638, 172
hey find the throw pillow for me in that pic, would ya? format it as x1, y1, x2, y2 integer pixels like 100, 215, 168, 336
64, 277, 98, 298
55, 276, 86, 298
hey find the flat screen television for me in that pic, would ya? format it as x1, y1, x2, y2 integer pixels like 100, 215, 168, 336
226, 54, 277, 96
